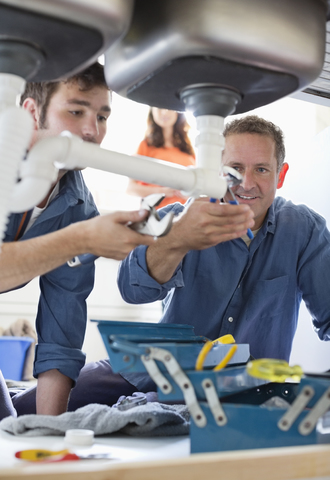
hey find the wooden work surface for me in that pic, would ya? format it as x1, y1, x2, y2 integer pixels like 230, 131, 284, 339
0, 429, 330, 480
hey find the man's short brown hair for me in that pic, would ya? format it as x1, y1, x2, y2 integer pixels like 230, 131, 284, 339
223, 115, 285, 172
20, 62, 109, 128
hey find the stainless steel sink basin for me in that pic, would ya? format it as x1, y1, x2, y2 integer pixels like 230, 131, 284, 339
104, 0, 327, 114
0, 0, 134, 80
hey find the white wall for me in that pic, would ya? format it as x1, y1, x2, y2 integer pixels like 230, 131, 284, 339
224, 97, 330, 372
281, 122, 330, 372
83, 258, 162, 363
0, 259, 162, 364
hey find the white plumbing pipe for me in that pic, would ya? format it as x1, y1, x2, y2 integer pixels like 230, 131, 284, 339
10, 117, 230, 213
11, 133, 199, 210
195, 115, 225, 171
55, 132, 228, 199
0, 106, 33, 245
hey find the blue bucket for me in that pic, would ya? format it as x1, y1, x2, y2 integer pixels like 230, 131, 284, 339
0, 337, 34, 381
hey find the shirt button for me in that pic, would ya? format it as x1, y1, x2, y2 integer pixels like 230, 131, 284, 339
228, 317, 234, 323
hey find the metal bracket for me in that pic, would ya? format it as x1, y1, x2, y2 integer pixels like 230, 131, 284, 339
278, 385, 315, 431
298, 386, 330, 436
141, 346, 207, 428
141, 354, 173, 394
202, 378, 227, 426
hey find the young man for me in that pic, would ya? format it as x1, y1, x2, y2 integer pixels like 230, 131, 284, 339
0, 63, 155, 416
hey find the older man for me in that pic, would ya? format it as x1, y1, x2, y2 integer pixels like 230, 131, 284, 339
118, 115, 329, 363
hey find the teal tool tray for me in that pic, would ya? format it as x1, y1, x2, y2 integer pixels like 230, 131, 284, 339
92, 319, 250, 373
93, 319, 205, 343
187, 374, 330, 453
92, 320, 330, 453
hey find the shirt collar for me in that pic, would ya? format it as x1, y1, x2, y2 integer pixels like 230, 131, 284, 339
59, 170, 86, 204
261, 198, 278, 235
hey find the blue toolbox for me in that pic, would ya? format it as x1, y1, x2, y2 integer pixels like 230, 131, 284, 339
93, 319, 330, 453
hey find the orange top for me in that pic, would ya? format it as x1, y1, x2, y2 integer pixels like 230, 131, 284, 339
136, 139, 195, 208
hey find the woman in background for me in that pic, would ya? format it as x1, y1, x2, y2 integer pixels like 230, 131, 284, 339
126, 107, 195, 208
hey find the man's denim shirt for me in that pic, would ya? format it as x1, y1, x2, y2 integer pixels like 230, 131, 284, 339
118, 197, 330, 362
3, 171, 98, 382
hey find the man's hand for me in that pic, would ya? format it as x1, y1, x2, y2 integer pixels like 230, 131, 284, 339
146, 197, 254, 284
169, 197, 254, 252
76, 209, 156, 261
0, 209, 156, 292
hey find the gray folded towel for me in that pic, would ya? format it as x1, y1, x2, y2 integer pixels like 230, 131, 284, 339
0, 402, 190, 437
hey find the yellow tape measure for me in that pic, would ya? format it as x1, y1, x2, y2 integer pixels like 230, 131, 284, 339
247, 358, 304, 382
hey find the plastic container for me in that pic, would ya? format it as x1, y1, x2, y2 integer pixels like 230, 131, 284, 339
0, 336, 34, 380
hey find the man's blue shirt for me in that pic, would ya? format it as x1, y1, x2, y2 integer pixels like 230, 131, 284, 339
3, 170, 98, 382
118, 197, 330, 362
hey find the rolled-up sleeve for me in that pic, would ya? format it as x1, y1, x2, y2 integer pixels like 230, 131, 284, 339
33, 260, 95, 382
29, 172, 98, 383
118, 245, 184, 304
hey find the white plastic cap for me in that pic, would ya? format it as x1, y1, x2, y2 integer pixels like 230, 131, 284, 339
65, 429, 94, 446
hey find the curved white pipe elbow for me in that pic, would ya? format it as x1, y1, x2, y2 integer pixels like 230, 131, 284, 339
10, 136, 71, 213
10, 178, 55, 213
191, 168, 228, 199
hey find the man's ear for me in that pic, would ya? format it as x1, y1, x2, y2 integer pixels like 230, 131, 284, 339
22, 98, 40, 129
277, 162, 289, 189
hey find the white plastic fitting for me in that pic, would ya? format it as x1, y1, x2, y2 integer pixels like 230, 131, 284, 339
10, 135, 68, 212
0, 74, 26, 112
65, 429, 94, 446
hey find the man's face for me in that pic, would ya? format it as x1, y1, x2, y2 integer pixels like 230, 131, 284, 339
34, 81, 111, 145
222, 133, 285, 230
